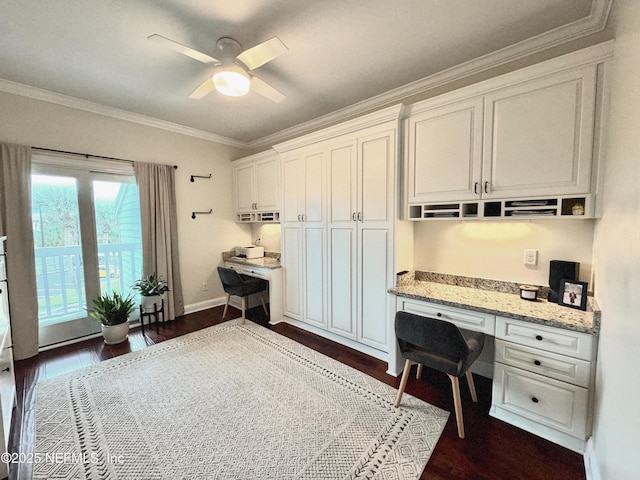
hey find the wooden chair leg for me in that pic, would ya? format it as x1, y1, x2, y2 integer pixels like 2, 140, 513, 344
395, 359, 414, 407
222, 294, 231, 319
448, 374, 465, 439
416, 363, 423, 379
466, 370, 478, 402
259, 293, 269, 317
241, 296, 247, 324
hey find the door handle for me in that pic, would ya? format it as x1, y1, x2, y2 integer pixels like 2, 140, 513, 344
352, 212, 356, 222
484, 181, 489, 194
357, 212, 363, 222
474, 182, 479, 195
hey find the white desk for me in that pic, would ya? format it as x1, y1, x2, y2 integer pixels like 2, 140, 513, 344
225, 258, 283, 324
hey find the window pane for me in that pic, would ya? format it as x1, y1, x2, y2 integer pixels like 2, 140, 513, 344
92, 179, 143, 298
31, 174, 87, 324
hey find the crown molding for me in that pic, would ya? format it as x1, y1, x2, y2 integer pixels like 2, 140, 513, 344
0, 78, 249, 149
249, 0, 613, 149
0, 0, 612, 151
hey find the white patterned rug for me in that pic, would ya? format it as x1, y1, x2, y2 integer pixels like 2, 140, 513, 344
33, 320, 448, 479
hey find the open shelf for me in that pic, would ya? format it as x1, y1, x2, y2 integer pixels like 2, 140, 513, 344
236, 211, 280, 223
407, 195, 592, 221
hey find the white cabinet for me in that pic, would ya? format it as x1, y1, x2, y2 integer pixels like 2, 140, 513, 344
0, 237, 15, 479
281, 149, 327, 328
404, 44, 610, 220
407, 98, 483, 203
491, 316, 596, 453
482, 66, 597, 199
276, 105, 406, 358
233, 150, 280, 222
327, 129, 396, 351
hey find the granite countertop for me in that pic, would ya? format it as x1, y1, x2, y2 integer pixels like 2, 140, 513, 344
389, 272, 600, 334
222, 251, 281, 269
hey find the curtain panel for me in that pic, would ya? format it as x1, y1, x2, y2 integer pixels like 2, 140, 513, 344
0, 143, 39, 359
134, 162, 184, 320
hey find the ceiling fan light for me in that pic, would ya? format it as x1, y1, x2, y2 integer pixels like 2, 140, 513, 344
213, 67, 251, 97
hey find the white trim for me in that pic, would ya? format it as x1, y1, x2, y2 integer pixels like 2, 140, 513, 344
250, 0, 613, 149
183, 297, 226, 315
0, 79, 247, 149
584, 437, 602, 480
0, 0, 612, 150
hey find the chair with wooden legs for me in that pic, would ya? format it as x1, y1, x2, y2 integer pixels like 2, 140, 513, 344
217, 267, 269, 324
394, 310, 485, 439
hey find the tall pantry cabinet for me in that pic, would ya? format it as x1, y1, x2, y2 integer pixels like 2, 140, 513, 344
275, 105, 409, 358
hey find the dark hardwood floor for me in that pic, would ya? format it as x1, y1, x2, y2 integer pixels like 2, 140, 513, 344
9, 306, 586, 480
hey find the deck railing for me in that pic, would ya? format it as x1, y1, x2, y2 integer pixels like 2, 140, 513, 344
35, 243, 141, 325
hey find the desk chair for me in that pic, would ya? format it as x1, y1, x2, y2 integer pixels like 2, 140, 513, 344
217, 267, 269, 324
394, 310, 485, 438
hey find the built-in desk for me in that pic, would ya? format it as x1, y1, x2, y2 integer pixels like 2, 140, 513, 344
388, 272, 600, 453
223, 255, 283, 324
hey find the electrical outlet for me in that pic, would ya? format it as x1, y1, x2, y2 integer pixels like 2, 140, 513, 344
524, 249, 538, 266
202, 282, 208, 291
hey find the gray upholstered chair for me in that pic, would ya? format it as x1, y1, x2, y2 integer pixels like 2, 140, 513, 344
217, 267, 269, 324
394, 310, 485, 438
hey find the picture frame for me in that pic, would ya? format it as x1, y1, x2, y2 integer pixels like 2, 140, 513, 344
558, 279, 588, 311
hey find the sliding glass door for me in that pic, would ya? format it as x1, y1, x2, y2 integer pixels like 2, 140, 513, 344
32, 160, 142, 347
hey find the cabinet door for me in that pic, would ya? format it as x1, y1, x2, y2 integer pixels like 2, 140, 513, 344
328, 143, 357, 339
282, 156, 303, 223
482, 66, 597, 198
304, 151, 326, 224
407, 98, 483, 203
234, 164, 255, 212
282, 225, 302, 320
255, 158, 279, 211
303, 226, 326, 328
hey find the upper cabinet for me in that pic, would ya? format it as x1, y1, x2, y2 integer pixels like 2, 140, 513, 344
404, 42, 612, 220
233, 150, 280, 222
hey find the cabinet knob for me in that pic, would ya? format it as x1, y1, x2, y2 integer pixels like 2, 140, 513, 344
531, 397, 539, 403
533, 360, 541, 366
535, 335, 543, 341
436, 312, 442, 317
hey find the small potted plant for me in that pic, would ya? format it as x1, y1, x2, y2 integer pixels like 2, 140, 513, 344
133, 273, 169, 312
89, 291, 136, 344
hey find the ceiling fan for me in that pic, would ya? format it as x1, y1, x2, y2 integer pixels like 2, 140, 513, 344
148, 34, 288, 103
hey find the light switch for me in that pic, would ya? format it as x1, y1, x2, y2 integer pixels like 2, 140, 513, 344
524, 249, 538, 266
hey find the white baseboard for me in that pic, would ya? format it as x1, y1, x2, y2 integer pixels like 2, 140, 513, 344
183, 296, 226, 315
584, 437, 601, 480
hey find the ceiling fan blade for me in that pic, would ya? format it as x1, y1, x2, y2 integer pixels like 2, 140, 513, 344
148, 34, 219, 64
188, 77, 216, 99
237, 37, 288, 70
251, 76, 286, 103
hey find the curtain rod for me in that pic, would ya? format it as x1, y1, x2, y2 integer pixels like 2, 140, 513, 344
33, 146, 178, 169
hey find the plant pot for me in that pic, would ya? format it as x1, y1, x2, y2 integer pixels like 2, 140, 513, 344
141, 295, 161, 313
101, 321, 130, 345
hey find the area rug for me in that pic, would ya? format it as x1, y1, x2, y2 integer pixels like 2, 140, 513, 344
33, 319, 448, 479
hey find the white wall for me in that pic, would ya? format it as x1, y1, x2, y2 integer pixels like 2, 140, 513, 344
591, 0, 640, 478
0, 91, 252, 313
413, 220, 595, 287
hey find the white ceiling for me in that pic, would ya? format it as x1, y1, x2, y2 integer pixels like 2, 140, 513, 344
0, 0, 611, 149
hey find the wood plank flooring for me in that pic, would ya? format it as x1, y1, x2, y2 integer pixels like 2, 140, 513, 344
9, 306, 586, 480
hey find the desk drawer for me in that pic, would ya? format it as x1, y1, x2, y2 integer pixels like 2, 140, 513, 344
496, 316, 593, 360
397, 298, 495, 334
225, 262, 270, 280
493, 363, 588, 439
495, 339, 591, 387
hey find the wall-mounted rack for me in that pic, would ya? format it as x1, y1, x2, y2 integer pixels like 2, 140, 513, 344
190, 173, 212, 182
191, 209, 213, 219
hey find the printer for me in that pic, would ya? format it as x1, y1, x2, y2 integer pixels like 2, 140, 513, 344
235, 245, 264, 259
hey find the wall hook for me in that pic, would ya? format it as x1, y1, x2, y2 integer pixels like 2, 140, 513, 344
190, 173, 212, 182
191, 209, 213, 219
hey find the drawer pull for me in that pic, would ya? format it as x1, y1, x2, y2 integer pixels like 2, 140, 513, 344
535, 335, 543, 341
533, 360, 541, 366
531, 397, 539, 403
1, 367, 9, 373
